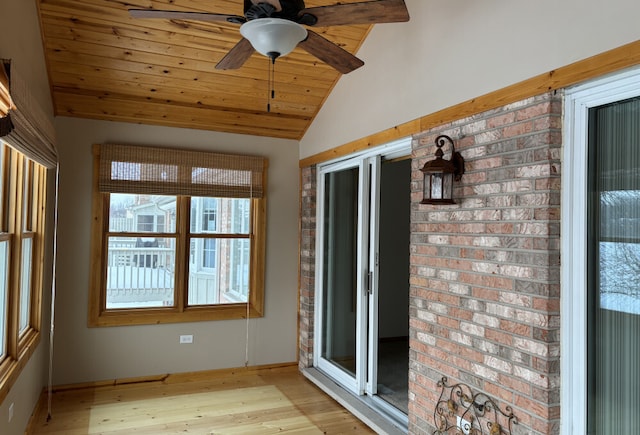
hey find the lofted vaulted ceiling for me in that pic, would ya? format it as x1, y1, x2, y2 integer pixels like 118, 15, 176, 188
36, 0, 390, 140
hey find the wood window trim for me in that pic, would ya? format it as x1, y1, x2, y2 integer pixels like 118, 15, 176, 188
87, 145, 267, 327
0, 147, 47, 405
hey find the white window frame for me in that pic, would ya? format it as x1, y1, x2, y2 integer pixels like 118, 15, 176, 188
561, 65, 640, 435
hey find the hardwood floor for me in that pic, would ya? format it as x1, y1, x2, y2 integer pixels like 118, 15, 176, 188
27, 365, 375, 434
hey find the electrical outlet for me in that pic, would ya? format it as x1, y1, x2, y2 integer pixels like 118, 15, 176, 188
179, 334, 193, 344
8, 402, 14, 423
456, 416, 471, 435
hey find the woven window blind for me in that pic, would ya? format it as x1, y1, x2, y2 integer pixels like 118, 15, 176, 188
98, 143, 266, 198
0, 60, 58, 168
0, 63, 11, 119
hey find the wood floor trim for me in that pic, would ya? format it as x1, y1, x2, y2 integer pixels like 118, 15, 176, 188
48, 361, 299, 393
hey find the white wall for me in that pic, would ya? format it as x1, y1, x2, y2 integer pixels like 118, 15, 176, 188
0, 0, 55, 434
300, 0, 640, 158
52, 118, 300, 385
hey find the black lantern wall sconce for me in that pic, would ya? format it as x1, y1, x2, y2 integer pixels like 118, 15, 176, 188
420, 135, 465, 204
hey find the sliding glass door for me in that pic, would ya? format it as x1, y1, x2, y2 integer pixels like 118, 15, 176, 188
587, 96, 640, 434
314, 139, 410, 417
563, 66, 640, 434
316, 157, 372, 393
320, 163, 362, 385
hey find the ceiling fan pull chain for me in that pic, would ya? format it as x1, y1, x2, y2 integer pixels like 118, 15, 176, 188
267, 53, 278, 112
271, 56, 276, 105
267, 56, 272, 112
266, 57, 270, 112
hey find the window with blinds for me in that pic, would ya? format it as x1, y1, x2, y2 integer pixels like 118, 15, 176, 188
88, 144, 267, 327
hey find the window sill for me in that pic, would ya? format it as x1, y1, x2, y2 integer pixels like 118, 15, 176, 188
88, 303, 263, 327
0, 330, 41, 404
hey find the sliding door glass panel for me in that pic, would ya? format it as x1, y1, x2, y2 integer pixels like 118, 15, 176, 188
376, 159, 411, 413
587, 96, 640, 434
321, 167, 359, 376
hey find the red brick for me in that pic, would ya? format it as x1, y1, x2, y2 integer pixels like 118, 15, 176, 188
449, 307, 474, 321
487, 111, 517, 128
486, 328, 513, 346
437, 315, 460, 329
514, 102, 552, 121
485, 381, 515, 403
515, 395, 550, 418
471, 287, 500, 301
532, 297, 560, 312
499, 319, 532, 337
503, 121, 533, 138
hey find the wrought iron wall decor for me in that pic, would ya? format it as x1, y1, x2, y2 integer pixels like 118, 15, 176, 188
432, 377, 518, 435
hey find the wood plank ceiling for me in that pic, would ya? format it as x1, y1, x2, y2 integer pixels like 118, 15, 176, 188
36, 0, 376, 140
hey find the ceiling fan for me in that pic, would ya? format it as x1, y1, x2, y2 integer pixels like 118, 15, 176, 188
129, 0, 410, 74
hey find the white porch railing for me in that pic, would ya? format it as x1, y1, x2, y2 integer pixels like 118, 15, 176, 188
106, 247, 174, 306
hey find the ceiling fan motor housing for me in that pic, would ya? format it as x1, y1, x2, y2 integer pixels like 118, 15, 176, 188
246, 3, 277, 20
246, 1, 308, 21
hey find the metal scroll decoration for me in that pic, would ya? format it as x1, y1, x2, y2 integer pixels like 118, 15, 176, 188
432, 377, 518, 435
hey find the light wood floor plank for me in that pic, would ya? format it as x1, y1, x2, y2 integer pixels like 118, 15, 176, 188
28, 365, 374, 434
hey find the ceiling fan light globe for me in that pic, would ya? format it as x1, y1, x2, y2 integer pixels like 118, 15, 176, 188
240, 18, 307, 58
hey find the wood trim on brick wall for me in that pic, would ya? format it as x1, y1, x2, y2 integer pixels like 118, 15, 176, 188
299, 39, 640, 168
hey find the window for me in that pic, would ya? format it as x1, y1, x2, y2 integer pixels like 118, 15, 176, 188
562, 66, 640, 434
88, 144, 267, 326
201, 198, 217, 232
137, 215, 155, 232
0, 141, 48, 403
0, 241, 9, 360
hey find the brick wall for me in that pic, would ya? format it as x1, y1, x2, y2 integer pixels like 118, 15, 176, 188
299, 166, 316, 369
409, 92, 562, 434
297, 91, 562, 434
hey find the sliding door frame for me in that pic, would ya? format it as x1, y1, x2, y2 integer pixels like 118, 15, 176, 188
313, 138, 411, 399
315, 155, 369, 394
561, 65, 640, 435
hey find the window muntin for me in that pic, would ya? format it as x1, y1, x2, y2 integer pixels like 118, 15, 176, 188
89, 144, 266, 326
